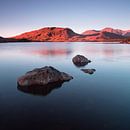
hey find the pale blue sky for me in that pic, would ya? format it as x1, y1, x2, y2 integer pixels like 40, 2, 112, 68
1, 0, 130, 37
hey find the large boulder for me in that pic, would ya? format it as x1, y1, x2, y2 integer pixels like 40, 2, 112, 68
72, 55, 91, 67
17, 66, 73, 87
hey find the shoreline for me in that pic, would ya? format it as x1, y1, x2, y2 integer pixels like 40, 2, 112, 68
0, 41, 129, 44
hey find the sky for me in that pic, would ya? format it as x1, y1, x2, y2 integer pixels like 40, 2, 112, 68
1, 0, 130, 37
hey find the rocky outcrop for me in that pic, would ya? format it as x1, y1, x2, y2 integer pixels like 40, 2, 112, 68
81, 69, 96, 74
72, 55, 91, 67
17, 66, 73, 87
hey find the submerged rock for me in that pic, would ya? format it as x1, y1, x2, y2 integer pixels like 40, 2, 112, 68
81, 69, 96, 74
72, 55, 91, 67
17, 82, 64, 96
17, 66, 73, 87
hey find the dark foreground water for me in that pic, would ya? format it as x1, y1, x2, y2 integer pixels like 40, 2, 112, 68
0, 42, 130, 130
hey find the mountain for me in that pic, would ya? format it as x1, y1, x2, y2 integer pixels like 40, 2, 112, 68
0, 27, 129, 43
0, 36, 7, 43
82, 30, 100, 35
121, 37, 130, 44
123, 32, 130, 37
11, 27, 126, 42
102, 27, 130, 37
0, 36, 18, 43
13, 27, 81, 42
81, 28, 125, 42
80, 31, 124, 42
101, 28, 123, 35
82, 27, 130, 37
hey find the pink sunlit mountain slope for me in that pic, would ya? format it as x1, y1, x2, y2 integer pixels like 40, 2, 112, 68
12, 27, 81, 42
83, 27, 130, 37
1, 27, 130, 43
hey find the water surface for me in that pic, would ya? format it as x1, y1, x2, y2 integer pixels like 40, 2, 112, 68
0, 42, 130, 130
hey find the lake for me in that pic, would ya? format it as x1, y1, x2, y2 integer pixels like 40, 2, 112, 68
0, 42, 130, 130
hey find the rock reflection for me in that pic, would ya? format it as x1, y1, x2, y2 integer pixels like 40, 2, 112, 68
17, 82, 64, 96
81, 69, 96, 74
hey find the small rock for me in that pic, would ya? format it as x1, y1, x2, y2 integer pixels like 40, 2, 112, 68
17, 66, 73, 87
72, 55, 91, 67
81, 69, 96, 74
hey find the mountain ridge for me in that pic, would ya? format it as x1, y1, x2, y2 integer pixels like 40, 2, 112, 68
0, 27, 130, 43
12, 27, 82, 42
83, 27, 130, 37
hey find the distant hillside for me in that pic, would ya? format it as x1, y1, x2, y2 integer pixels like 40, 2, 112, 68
121, 37, 130, 43
11, 27, 127, 42
82, 30, 100, 35
13, 27, 81, 42
1, 27, 130, 43
0, 36, 7, 43
82, 27, 130, 37
80, 31, 125, 42
0, 36, 18, 43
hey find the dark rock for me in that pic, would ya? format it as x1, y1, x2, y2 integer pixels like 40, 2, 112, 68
81, 69, 96, 74
17, 66, 73, 87
17, 82, 64, 96
72, 55, 91, 67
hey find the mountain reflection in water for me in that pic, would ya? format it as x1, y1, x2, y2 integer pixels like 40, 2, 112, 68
29, 48, 72, 57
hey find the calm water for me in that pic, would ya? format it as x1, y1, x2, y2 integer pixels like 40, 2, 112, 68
0, 42, 130, 130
